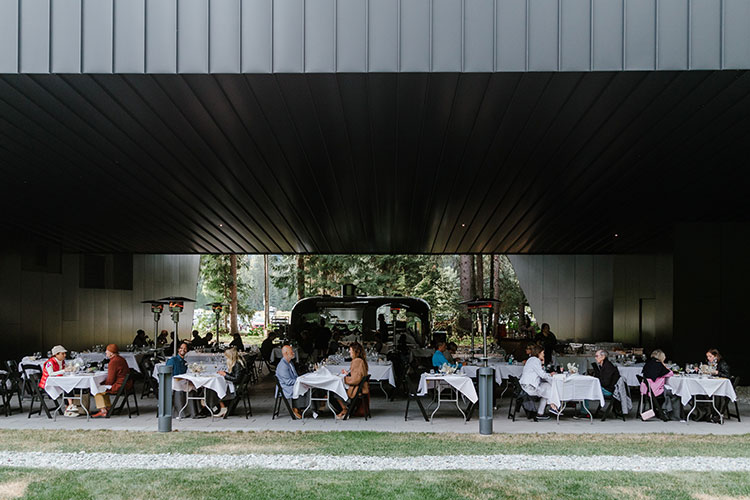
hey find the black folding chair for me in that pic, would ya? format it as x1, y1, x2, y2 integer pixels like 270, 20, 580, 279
598, 389, 626, 422
404, 377, 429, 422
272, 376, 298, 420
24, 370, 54, 419
107, 371, 140, 418
5, 360, 24, 413
344, 375, 371, 420
20, 363, 42, 400
225, 370, 252, 419
506, 375, 539, 422
140, 357, 158, 399
636, 374, 668, 421
0, 373, 11, 417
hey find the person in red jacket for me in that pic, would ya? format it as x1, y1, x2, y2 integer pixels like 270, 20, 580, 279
92, 344, 131, 418
39, 345, 77, 415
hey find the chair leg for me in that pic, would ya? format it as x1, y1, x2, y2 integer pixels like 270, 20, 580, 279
132, 392, 139, 416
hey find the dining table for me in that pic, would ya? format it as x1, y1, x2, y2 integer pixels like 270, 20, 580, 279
42, 371, 109, 420
292, 370, 348, 419
548, 373, 605, 423
417, 372, 478, 422
666, 375, 737, 424
173, 371, 234, 419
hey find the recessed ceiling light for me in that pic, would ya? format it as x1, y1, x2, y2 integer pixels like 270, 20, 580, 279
614, 233, 619, 237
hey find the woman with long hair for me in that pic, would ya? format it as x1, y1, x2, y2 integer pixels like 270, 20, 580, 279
333, 342, 369, 419
213, 348, 246, 418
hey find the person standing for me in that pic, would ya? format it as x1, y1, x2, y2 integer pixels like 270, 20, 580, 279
534, 323, 557, 368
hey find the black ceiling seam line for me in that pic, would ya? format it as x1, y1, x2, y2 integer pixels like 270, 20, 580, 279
416, 73, 461, 252
177, 75, 292, 254
0, 83, 210, 254
240, 75, 331, 253
540, 70, 741, 253
26, 74, 228, 254
212, 75, 316, 254
122, 74, 266, 253
513, 71, 667, 253
364, 75, 382, 251
332, 74, 370, 249
428, 73, 494, 254
459, 72, 586, 254
272, 73, 343, 252
462, 72, 555, 253
404, 74, 432, 250
81, 74, 249, 254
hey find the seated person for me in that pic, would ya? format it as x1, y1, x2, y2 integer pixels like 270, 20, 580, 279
578, 349, 620, 418
167, 341, 205, 419
191, 330, 206, 348
640, 349, 673, 421
260, 334, 276, 362
522, 343, 537, 365
131, 329, 150, 348
706, 348, 730, 378
275, 345, 303, 419
229, 333, 244, 352
156, 330, 169, 347
332, 342, 369, 419
39, 345, 77, 416
432, 341, 460, 369
519, 344, 558, 420
212, 348, 246, 418
690, 348, 732, 421
92, 344, 132, 418
203, 332, 214, 347
444, 342, 461, 364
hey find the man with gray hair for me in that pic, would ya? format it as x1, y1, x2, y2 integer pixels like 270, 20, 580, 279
592, 349, 620, 396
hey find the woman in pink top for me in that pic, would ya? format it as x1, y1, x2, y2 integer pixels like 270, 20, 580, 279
640, 349, 673, 396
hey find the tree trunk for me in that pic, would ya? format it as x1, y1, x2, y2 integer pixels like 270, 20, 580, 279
296, 255, 305, 300
230, 254, 239, 334
459, 255, 473, 331
475, 254, 484, 298
264, 254, 270, 332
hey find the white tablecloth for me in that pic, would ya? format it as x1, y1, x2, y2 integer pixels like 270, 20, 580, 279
43, 372, 108, 399
417, 373, 478, 404
666, 376, 737, 406
173, 373, 233, 399
614, 363, 645, 387
184, 352, 227, 364
548, 374, 605, 409
292, 371, 348, 401
323, 363, 395, 386
152, 362, 226, 380
76, 352, 141, 373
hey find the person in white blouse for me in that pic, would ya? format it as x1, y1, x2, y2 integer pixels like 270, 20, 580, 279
519, 344, 558, 420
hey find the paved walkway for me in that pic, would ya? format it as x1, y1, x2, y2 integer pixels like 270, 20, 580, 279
1, 451, 749, 472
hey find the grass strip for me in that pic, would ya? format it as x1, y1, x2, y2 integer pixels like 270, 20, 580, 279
0, 468, 748, 500
1, 430, 750, 458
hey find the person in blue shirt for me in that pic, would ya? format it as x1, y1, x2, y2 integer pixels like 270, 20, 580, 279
167, 342, 204, 418
432, 341, 460, 369
276, 344, 303, 419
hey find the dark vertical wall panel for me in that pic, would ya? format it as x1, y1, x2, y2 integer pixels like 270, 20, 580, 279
43, 272, 63, 347
114, 0, 145, 72
51, 0, 82, 73
82, 0, 113, 73
592, 0, 623, 70
574, 298, 593, 341
658, 0, 688, 69
210, 0, 241, 72
146, 0, 177, 73
400, 0, 430, 71
273, 0, 304, 71
432, 0, 462, 71
528, 0, 558, 71
690, 0, 721, 69
724, 0, 750, 69
0, 0, 19, 72
19, 0, 50, 73
241, 0, 272, 72
497, 0, 526, 70
369, 0, 399, 71
464, 0, 494, 71
625, 0, 655, 70
560, 0, 590, 70
178, 0, 209, 73
593, 255, 613, 341
305, 0, 335, 72
61, 255, 78, 321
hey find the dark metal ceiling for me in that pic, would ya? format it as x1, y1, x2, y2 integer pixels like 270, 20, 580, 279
1, 71, 749, 255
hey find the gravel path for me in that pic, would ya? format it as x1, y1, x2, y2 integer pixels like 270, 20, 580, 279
1, 452, 750, 472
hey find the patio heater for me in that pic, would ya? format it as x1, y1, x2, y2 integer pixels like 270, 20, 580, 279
462, 297, 500, 435
141, 300, 166, 344
207, 302, 226, 342
155, 296, 195, 433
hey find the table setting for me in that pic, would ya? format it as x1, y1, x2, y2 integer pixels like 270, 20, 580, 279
292, 369, 348, 419
417, 368, 478, 422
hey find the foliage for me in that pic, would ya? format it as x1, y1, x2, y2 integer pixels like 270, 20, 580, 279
197, 255, 254, 332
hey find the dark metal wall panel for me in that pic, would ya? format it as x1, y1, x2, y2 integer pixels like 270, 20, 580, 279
400, 0, 430, 71
560, 0, 590, 71
114, 0, 145, 72
592, 0, 623, 70
336, 0, 367, 71
657, 0, 688, 70
146, 0, 177, 73
178, 0, 209, 72
369, 0, 399, 71
51, 0, 81, 73
0, 0, 19, 72
82, 0, 113, 73
304, 0, 335, 72
431, 0, 462, 71
528, 0, 558, 71
19, 0, 50, 73
496, 0, 526, 70
273, 0, 304, 72
210, 0, 241, 72
464, 0, 494, 71
241, 0, 272, 72
625, 0, 655, 70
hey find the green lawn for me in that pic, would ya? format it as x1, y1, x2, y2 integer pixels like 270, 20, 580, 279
1, 430, 750, 458
0, 469, 748, 500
